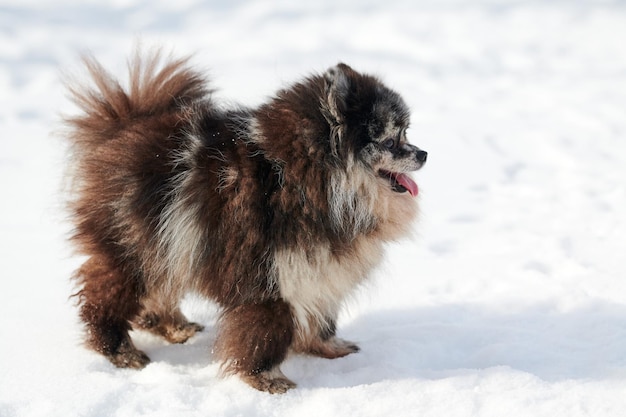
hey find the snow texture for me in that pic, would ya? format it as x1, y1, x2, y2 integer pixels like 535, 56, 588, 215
1, 0, 626, 416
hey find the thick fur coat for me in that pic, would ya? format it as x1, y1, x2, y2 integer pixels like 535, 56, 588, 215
64, 51, 427, 393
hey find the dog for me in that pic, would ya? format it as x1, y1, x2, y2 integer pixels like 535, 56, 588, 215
64, 50, 427, 393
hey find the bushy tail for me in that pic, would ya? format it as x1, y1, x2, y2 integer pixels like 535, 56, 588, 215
64, 49, 210, 151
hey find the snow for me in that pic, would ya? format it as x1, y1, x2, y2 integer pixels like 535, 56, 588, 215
1, 0, 626, 416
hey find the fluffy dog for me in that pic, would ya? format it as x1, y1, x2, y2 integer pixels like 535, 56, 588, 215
64, 51, 427, 393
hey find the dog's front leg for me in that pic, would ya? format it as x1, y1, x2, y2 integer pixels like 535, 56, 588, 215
214, 299, 296, 393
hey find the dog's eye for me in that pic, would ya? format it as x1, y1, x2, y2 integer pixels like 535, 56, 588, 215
382, 138, 396, 149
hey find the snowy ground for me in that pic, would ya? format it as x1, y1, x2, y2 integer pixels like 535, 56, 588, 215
1, 0, 626, 416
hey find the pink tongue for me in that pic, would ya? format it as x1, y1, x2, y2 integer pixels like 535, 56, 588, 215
395, 173, 419, 197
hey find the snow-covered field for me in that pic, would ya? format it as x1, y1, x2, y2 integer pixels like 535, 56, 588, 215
1, 0, 626, 415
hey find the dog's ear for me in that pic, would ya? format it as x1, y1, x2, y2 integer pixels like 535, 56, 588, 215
322, 63, 354, 155
323, 63, 352, 123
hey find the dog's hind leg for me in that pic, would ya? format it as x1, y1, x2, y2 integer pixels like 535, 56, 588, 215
134, 294, 204, 344
74, 255, 150, 368
214, 300, 296, 394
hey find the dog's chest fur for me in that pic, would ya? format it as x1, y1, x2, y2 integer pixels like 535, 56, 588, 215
274, 236, 383, 335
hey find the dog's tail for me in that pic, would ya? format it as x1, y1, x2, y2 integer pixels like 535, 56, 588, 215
64, 49, 209, 151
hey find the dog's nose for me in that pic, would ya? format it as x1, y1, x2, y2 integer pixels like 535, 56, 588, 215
416, 150, 428, 163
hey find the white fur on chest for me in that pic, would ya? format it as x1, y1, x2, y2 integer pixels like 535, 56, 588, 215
274, 238, 383, 336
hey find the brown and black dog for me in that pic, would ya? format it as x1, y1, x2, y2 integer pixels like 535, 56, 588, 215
64, 50, 426, 393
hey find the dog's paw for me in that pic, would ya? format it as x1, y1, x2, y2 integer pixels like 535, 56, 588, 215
134, 312, 204, 344
164, 322, 205, 344
301, 336, 360, 359
102, 335, 150, 369
242, 368, 297, 394
106, 342, 151, 369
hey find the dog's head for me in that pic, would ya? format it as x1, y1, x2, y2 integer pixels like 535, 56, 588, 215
321, 63, 427, 197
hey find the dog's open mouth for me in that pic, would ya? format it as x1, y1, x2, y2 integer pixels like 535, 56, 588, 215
379, 170, 418, 197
